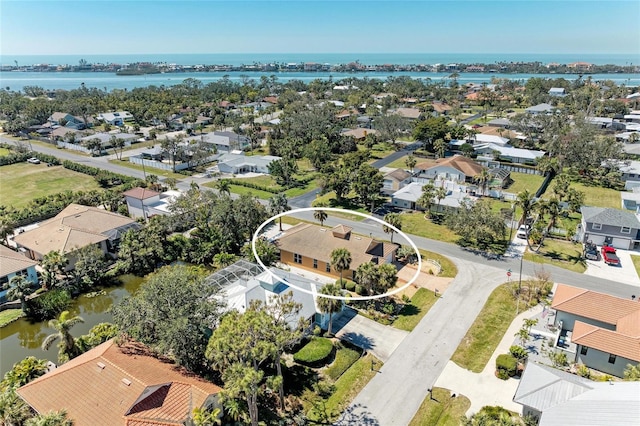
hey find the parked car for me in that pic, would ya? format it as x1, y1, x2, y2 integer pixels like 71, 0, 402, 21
583, 242, 598, 260
26, 157, 40, 164
601, 245, 620, 266
516, 225, 530, 239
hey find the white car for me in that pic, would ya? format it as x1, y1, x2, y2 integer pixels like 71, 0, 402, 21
27, 157, 40, 164
516, 225, 530, 239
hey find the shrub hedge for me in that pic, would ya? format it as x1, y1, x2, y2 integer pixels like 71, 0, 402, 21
496, 353, 518, 378
25, 289, 71, 321
293, 337, 334, 366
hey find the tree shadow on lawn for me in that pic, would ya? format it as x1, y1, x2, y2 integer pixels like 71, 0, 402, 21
283, 363, 320, 397
398, 303, 420, 317
338, 332, 375, 353
542, 249, 586, 267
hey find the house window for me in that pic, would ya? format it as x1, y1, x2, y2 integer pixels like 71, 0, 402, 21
621, 226, 631, 234
608, 354, 617, 364
313, 259, 318, 269
293, 253, 302, 264
592, 223, 602, 230
326, 263, 331, 273
580, 346, 588, 355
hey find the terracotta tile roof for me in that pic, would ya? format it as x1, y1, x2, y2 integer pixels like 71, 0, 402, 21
0, 244, 38, 277
17, 340, 221, 426
573, 321, 640, 362
13, 204, 137, 256
276, 223, 398, 270
551, 284, 640, 326
123, 187, 161, 200
416, 155, 484, 178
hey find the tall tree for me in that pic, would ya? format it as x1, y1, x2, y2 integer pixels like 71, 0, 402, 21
352, 163, 383, 211
355, 262, 379, 295
41, 250, 68, 290
41, 310, 84, 364
268, 193, 290, 231
314, 209, 328, 227
473, 169, 491, 196
330, 248, 352, 282
214, 179, 231, 196
435, 186, 447, 208
417, 183, 436, 214
205, 307, 276, 426
433, 138, 448, 159
377, 263, 399, 292
317, 283, 343, 336
515, 189, 536, 226
111, 265, 224, 374
412, 116, 449, 152
383, 213, 402, 243
1, 356, 48, 390
161, 135, 185, 172
404, 154, 417, 171
6, 276, 34, 311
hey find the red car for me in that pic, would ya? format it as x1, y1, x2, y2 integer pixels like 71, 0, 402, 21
601, 245, 620, 266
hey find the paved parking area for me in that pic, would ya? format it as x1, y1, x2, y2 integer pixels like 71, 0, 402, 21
584, 247, 640, 288
333, 308, 408, 362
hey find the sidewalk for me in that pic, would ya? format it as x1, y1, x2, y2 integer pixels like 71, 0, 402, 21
434, 304, 544, 415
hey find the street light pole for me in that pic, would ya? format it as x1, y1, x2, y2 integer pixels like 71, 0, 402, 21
516, 251, 524, 314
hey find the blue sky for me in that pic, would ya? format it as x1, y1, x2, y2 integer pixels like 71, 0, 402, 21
1, 0, 639, 55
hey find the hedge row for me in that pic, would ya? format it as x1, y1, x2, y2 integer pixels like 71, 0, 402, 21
225, 179, 281, 194
0, 151, 61, 167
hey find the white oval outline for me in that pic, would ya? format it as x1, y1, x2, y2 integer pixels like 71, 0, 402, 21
251, 207, 422, 301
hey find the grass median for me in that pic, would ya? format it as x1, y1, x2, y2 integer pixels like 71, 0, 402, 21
409, 387, 471, 426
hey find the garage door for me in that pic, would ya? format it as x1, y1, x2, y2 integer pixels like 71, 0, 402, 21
611, 237, 631, 249
586, 234, 606, 245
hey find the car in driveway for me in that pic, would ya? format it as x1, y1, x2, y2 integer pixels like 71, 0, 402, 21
583, 242, 599, 260
601, 245, 620, 266
516, 225, 530, 239
26, 157, 40, 164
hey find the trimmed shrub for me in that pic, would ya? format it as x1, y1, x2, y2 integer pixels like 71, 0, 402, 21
509, 345, 528, 361
293, 337, 334, 366
354, 284, 365, 295
335, 278, 346, 289
577, 364, 591, 379
496, 353, 517, 377
345, 281, 356, 292
324, 345, 361, 381
496, 369, 510, 380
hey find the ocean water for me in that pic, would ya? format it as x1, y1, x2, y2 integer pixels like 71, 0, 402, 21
2, 52, 639, 67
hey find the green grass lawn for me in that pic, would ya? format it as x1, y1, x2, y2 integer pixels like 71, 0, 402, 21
0, 163, 101, 209
631, 255, 640, 279
369, 143, 396, 160
394, 288, 438, 332
311, 192, 369, 221
0, 309, 24, 328
224, 184, 275, 199
109, 158, 186, 180
384, 155, 410, 169
399, 212, 459, 244
570, 182, 622, 209
323, 345, 361, 381
419, 249, 458, 278
524, 238, 586, 273
305, 354, 380, 422
409, 387, 471, 426
504, 172, 545, 195
0, 147, 11, 156
451, 283, 518, 373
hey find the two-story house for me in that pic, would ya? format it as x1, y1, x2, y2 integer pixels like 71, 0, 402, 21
578, 206, 640, 249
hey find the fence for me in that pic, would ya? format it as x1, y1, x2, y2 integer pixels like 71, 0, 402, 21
57, 141, 92, 154
477, 160, 542, 176
130, 155, 190, 171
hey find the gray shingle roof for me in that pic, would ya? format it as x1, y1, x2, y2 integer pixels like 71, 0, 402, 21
581, 206, 640, 229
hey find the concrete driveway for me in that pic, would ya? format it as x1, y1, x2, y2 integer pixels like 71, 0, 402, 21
585, 247, 640, 288
333, 308, 408, 362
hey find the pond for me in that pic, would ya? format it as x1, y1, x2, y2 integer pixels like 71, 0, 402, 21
0, 275, 144, 377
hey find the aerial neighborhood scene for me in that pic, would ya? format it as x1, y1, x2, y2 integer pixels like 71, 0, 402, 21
1, 1, 640, 425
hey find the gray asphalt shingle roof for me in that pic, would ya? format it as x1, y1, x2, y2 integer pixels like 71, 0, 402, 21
581, 206, 640, 229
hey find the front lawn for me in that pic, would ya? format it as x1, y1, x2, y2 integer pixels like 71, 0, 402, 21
0, 163, 101, 209
225, 184, 274, 199
311, 192, 369, 221
419, 249, 458, 278
409, 387, 471, 426
385, 155, 410, 169
108, 158, 186, 179
524, 238, 586, 273
451, 283, 517, 373
399, 212, 460, 244
305, 353, 380, 422
570, 182, 622, 209
630, 255, 640, 279
323, 344, 361, 381
0, 309, 24, 328
393, 288, 438, 332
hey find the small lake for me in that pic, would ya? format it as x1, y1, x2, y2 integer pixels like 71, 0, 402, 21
0, 275, 144, 376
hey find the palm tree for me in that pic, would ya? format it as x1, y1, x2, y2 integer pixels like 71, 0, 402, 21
624, 363, 640, 381
540, 197, 562, 236
473, 169, 491, 197
0, 216, 16, 245
330, 248, 352, 283
355, 262, 379, 295
41, 311, 84, 364
7, 276, 35, 311
435, 187, 447, 210
515, 190, 536, 226
41, 250, 67, 290
268, 193, 290, 231
314, 209, 328, 227
404, 154, 417, 171
433, 138, 447, 159
417, 183, 436, 215
25, 410, 73, 426
316, 283, 342, 336
383, 213, 402, 243
215, 179, 231, 196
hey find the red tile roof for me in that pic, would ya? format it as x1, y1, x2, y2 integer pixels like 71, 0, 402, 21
17, 340, 221, 426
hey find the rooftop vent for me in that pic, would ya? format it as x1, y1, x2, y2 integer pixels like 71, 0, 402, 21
121, 378, 131, 386
96, 362, 105, 370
